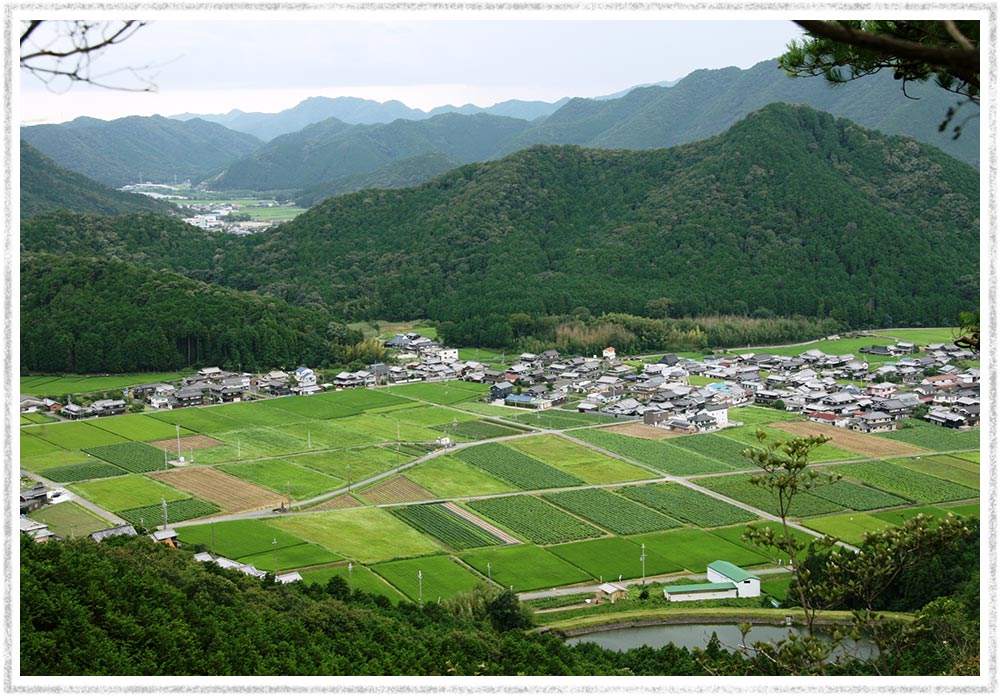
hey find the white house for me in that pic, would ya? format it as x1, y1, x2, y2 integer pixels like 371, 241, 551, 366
706, 560, 761, 598
663, 582, 739, 602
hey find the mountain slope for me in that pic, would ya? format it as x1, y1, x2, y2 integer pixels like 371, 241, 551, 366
211, 112, 532, 191
27, 104, 976, 333
19, 142, 176, 219
497, 60, 979, 168
20, 115, 262, 187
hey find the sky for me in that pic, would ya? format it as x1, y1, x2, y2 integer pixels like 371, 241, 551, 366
17, 10, 807, 125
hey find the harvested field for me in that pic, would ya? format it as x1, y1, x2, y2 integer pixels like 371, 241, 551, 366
150, 468, 281, 513
770, 421, 927, 458
312, 494, 364, 511
602, 422, 680, 440
359, 476, 437, 505
148, 434, 223, 452
442, 502, 521, 544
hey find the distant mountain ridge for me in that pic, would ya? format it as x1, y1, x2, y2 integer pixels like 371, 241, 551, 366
20, 115, 261, 188
20, 142, 176, 219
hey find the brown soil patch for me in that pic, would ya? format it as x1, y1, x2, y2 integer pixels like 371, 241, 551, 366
311, 494, 364, 511
148, 434, 222, 451
770, 421, 928, 457
150, 468, 280, 513
442, 502, 521, 544
603, 422, 680, 440
359, 476, 437, 504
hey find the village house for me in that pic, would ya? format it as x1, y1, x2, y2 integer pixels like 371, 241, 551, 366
90, 399, 126, 417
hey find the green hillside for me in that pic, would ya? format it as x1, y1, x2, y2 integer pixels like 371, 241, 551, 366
20, 142, 176, 219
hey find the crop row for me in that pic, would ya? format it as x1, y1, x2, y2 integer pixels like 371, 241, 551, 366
572, 429, 735, 476
39, 461, 127, 482
695, 475, 846, 518
467, 496, 603, 545
668, 433, 755, 469
433, 420, 522, 441
117, 498, 221, 526
543, 488, 682, 535
455, 443, 583, 490
617, 483, 759, 527
83, 442, 167, 473
805, 480, 910, 511
390, 504, 503, 550
830, 461, 978, 504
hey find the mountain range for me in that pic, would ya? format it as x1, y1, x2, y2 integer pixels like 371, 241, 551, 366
21, 59, 979, 199
22, 104, 979, 364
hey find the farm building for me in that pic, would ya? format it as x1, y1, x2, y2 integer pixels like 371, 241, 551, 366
664, 561, 761, 602
596, 583, 628, 604
706, 560, 761, 598
90, 524, 138, 542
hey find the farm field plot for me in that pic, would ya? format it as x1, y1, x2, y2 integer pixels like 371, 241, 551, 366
433, 419, 525, 441
148, 408, 242, 434
118, 497, 219, 526
372, 556, 485, 602
405, 455, 517, 498
89, 414, 193, 442
177, 519, 315, 558
573, 429, 736, 476
213, 427, 311, 458
547, 537, 684, 581
452, 402, 522, 419
358, 476, 438, 505
218, 459, 343, 500
508, 409, 618, 430
727, 407, 802, 427
151, 468, 283, 513
460, 544, 592, 592
21, 412, 58, 425
467, 496, 603, 544
69, 474, 188, 511
628, 528, 770, 572
892, 455, 980, 489
204, 401, 308, 427
273, 419, 375, 450
830, 460, 979, 504
389, 504, 504, 550
259, 393, 361, 420
28, 421, 128, 450
28, 501, 112, 538
869, 505, 952, 525
543, 488, 683, 535
869, 327, 958, 344
802, 513, 894, 546
20, 449, 91, 474
760, 576, 794, 602
38, 460, 126, 482
805, 480, 911, 511
616, 482, 759, 527
323, 388, 415, 411
878, 420, 979, 451
238, 543, 343, 572
714, 426, 858, 463
770, 420, 928, 457
290, 447, 408, 481
710, 522, 818, 558
455, 443, 584, 490
310, 494, 364, 511
20, 432, 64, 458
941, 502, 980, 518
267, 507, 444, 563
179, 445, 242, 465
336, 414, 443, 445
148, 434, 224, 452
952, 451, 980, 464
20, 372, 187, 396
602, 422, 679, 439
83, 442, 169, 473
300, 564, 407, 602
695, 475, 846, 518
384, 381, 488, 406
391, 405, 478, 428
509, 435, 654, 484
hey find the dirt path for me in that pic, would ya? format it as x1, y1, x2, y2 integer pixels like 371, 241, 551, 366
442, 501, 521, 544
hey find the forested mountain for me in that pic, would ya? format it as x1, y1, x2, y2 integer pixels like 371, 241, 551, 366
496, 59, 979, 168
294, 151, 462, 206
20, 115, 262, 187
20, 253, 362, 374
173, 95, 568, 141
210, 113, 533, 191
22, 105, 979, 344
19, 142, 176, 219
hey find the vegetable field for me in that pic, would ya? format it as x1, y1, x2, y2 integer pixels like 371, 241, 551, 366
830, 460, 978, 504
509, 435, 653, 484
616, 483, 759, 527
572, 429, 735, 476
359, 476, 437, 505
695, 475, 846, 518
83, 442, 168, 473
389, 504, 503, 550
879, 420, 980, 451
805, 480, 911, 511
39, 461, 126, 482
543, 488, 682, 535
455, 443, 584, 490
117, 498, 220, 526
405, 455, 517, 498
467, 496, 603, 544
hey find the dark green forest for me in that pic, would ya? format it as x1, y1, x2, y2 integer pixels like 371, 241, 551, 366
19, 517, 978, 676
20, 253, 366, 374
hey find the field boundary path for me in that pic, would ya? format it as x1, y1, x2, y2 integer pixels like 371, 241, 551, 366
441, 501, 521, 544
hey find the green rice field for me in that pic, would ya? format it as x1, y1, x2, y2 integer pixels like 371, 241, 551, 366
68, 474, 188, 511
27, 501, 113, 538
628, 528, 770, 572
20, 372, 188, 396
218, 459, 344, 499
547, 537, 684, 581
508, 435, 655, 484
405, 456, 517, 498
801, 513, 900, 546
460, 545, 592, 592
177, 519, 316, 559
372, 556, 485, 601
299, 564, 407, 602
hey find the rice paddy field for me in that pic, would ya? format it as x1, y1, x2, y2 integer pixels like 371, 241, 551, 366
19, 380, 980, 604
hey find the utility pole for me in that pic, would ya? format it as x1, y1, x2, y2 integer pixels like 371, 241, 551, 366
161, 497, 168, 530
272, 538, 278, 573
175, 424, 181, 459
418, 570, 423, 608
487, 562, 492, 582
640, 543, 647, 584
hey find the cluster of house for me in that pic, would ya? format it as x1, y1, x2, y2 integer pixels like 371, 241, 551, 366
193, 552, 302, 584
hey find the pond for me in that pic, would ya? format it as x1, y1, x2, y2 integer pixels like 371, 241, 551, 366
565, 622, 875, 659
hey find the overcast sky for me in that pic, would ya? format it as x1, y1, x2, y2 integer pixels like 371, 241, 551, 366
18, 9, 808, 125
